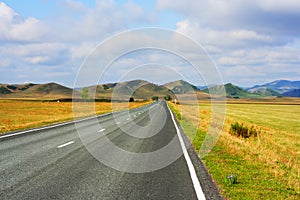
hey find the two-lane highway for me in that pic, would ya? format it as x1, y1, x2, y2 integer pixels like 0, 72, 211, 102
0, 101, 222, 199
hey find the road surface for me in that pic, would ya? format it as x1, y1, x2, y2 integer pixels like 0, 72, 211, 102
0, 101, 222, 199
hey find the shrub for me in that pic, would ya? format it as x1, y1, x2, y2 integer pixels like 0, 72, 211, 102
103, 84, 109, 90
229, 122, 259, 138
226, 174, 238, 186
152, 96, 159, 101
81, 87, 91, 101
164, 95, 172, 101
129, 97, 134, 102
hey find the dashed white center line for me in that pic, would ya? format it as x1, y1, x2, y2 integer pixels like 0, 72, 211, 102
98, 128, 106, 132
57, 141, 74, 148
127, 118, 130, 120
116, 122, 121, 124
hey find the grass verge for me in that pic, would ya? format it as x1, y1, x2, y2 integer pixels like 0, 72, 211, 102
168, 101, 299, 199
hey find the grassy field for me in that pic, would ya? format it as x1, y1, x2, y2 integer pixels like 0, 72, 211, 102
1, 98, 299, 199
170, 99, 300, 199
0, 99, 149, 134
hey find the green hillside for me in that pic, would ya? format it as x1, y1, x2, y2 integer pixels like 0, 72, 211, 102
204, 83, 261, 98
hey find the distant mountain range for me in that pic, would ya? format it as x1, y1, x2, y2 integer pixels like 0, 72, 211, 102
247, 80, 300, 94
1, 79, 299, 100
201, 80, 300, 98
282, 89, 300, 97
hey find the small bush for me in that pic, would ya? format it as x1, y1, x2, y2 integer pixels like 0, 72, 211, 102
152, 96, 159, 101
226, 174, 238, 186
229, 122, 259, 138
129, 97, 134, 102
164, 94, 172, 101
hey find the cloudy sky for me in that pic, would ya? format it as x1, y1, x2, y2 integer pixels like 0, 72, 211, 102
0, 0, 299, 87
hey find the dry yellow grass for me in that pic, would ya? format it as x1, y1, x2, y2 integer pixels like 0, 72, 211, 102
171, 99, 300, 197
0, 100, 149, 134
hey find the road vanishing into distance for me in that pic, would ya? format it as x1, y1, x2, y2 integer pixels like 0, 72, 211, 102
0, 101, 222, 200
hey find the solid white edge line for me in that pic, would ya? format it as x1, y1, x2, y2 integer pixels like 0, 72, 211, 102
57, 141, 74, 148
166, 103, 206, 200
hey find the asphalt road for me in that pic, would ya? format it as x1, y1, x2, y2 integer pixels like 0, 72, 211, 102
0, 101, 222, 200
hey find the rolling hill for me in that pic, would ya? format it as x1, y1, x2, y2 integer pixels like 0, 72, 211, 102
203, 83, 261, 98
163, 80, 211, 100
109, 80, 150, 98
163, 80, 199, 94
1, 79, 299, 100
88, 79, 206, 101
0, 86, 11, 94
88, 80, 152, 100
0, 83, 36, 94
86, 82, 117, 99
0, 83, 75, 99
131, 83, 174, 100
85, 80, 174, 100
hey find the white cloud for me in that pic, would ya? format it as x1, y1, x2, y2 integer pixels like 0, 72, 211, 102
25, 56, 50, 65
230, 30, 272, 42
214, 45, 300, 86
158, 0, 300, 15
70, 42, 96, 60
0, 42, 72, 77
0, 1, 154, 44
1, 0, 299, 86
63, 0, 88, 11
256, 0, 300, 13
157, 0, 300, 85
158, 0, 300, 35
0, 1, 156, 85
176, 20, 273, 48
0, 2, 47, 42
0, 57, 11, 68
217, 46, 300, 67
50, 0, 154, 42
1, 43, 66, 56
124, 1, 149, 22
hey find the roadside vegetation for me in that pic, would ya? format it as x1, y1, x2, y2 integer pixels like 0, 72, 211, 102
169, 100, 300, 199
0, 99, 149, 134
229, 122, 260, 138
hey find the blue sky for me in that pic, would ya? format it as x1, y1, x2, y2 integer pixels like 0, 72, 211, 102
0, 0, 299, 87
